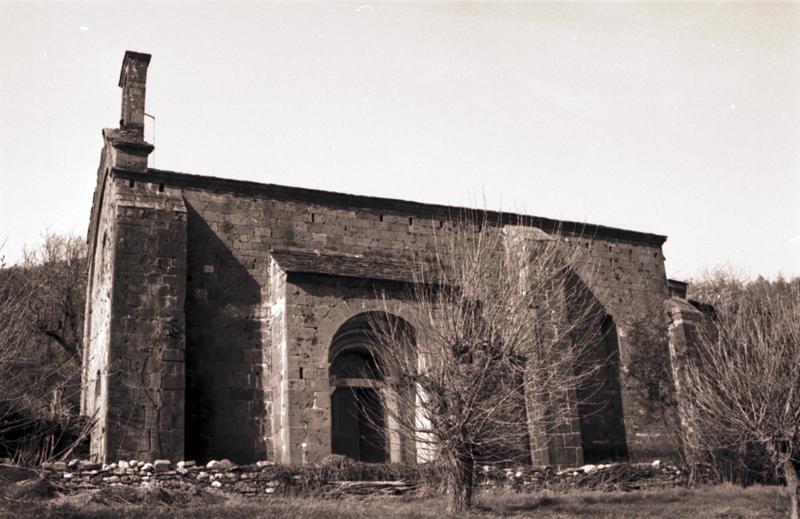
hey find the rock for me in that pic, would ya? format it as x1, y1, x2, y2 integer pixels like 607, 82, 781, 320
581, 464, 598, 473
177, 460, 195, 469
256, 460, 275, 468
652, 460, 661, 468
197, 471, 209, 480
63, 472, 73, 480
67, 460, 79, 469
80, 462, 102, 471
211, 480, 222, 488
129, 460, 139, 468
154, 459, 171, 472
140, 463, 154, 472
118, 460, 130, 469
206, 460, 220, 469
218, 459, 234, 471
49, 461, 67, 471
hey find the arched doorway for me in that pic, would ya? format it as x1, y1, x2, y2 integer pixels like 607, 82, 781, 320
328, 312, 414, 463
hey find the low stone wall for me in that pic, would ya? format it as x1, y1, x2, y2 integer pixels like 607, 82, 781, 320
40, 458, 422, 496
37, 458, 698, 497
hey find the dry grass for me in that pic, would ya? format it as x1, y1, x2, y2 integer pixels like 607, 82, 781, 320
0, 484, 788, 519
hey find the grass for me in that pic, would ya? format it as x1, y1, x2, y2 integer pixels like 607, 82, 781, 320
0, 484, 789, 519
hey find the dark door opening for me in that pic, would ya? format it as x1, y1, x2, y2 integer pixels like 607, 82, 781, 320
578, 315, 629, 463
331, 387, 387, 463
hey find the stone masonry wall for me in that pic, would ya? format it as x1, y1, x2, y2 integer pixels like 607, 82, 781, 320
273, 272, 418, 465
102, 177, 188, 462
267, 258, 287, 464
81, 165, 118, 460
559, 235, 672, 460
665, 297, 707, 460
95, 168, 674, 465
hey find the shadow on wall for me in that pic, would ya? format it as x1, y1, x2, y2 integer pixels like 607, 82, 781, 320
572, 273, 628, 464
183, 202, 266, 463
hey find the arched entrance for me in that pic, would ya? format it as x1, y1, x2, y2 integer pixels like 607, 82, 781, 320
328, 312, 414, 463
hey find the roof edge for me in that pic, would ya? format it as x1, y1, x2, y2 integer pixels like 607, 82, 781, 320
270, 249, 418, 284
110, 167, 668, 247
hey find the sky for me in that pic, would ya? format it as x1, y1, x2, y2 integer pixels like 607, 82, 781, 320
1, 2, 798, 280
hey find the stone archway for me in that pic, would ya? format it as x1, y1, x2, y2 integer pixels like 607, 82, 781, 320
328, 312, 413, 463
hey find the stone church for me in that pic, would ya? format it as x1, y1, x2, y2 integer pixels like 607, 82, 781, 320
82, 51, 700, 466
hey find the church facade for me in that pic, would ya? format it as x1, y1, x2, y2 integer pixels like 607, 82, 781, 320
82, 51, 694, 466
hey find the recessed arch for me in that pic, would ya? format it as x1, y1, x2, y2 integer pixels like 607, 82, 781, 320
328, 311, 415, 463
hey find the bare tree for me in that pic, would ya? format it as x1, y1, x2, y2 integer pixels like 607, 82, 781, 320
20, 233, 86, 358
0, 233, 89, 464
684, 278, 800, 518
366, 215, 607, 512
